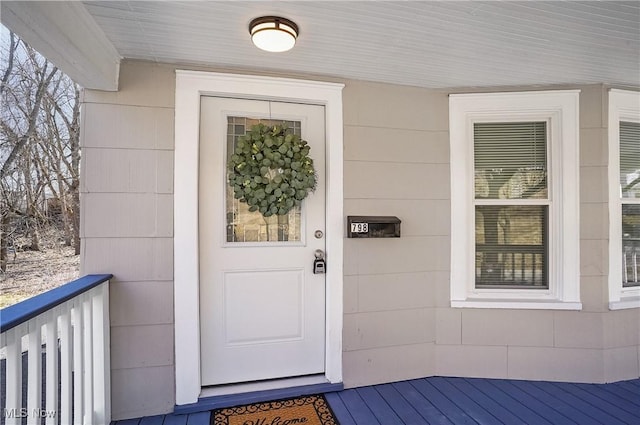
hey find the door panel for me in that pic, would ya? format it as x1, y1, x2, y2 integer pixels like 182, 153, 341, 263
199, 97, 326, 386
223, 269, 304, 345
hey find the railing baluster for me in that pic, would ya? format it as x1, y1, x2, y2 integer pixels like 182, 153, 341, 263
91, 285, 111, 425
72, 301, 84, 425
59, 307, 73, 425
27, 318, 43, 425
45, 311, 59, 425
633, 248, 638, 283
510, 252, 515, 282
82, 294, 94, 425
623, 248, 628, 284
1, 275, 112, 425
4, 326, 23, 425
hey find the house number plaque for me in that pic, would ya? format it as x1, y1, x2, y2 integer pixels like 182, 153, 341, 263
350, 222, 369, 233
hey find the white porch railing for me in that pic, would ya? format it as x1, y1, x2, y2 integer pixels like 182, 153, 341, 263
623, 241, 640, 286
1, 274, 112, 425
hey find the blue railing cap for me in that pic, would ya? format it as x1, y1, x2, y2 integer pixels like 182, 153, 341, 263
1, 274, 113, 333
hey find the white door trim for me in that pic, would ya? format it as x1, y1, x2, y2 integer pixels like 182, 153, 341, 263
174, 71, 344, 405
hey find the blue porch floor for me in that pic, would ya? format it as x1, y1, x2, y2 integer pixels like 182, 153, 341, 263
113, 376, 640, 425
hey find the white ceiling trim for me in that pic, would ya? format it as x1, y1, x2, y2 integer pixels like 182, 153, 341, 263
1, 1, 121, 91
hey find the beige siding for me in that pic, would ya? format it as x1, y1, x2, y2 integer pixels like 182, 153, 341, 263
436, 345, 508, 378
507, 347, 604, 382
81, 60, 639, 420
80, 61, 176, 419
343, 343, 435, 387
342, 81, 448, 387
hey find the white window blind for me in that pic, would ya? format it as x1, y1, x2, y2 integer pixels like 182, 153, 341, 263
473, 122, 549, 289
474, 122, 547, 199
620, 121, 640, 199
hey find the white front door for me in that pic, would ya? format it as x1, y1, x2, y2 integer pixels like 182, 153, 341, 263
199, 96, 326, 386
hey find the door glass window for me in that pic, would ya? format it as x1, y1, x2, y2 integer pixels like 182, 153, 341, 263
226, 116, 302, 242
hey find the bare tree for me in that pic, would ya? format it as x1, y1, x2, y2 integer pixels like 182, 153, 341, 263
1, 29, 81, 272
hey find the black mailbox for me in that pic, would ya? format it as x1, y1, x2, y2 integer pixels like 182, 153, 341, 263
347, 216, 401, 238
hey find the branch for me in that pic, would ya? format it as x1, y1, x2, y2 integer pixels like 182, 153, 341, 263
0, 64, 58, 179
623, 176, 640, 194
0, 32, 17, 95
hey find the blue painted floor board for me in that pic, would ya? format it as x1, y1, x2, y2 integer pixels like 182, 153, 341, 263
337, 388, 383, 425
464, 378, 553, 425
554, 382, 640, 423
447, 378, 525, 425
115, 420, 140, 425
162, 414, 189, 425
598, 382, 640, 407
113, 377, 640, 425
375, 383, 429, 425
186, 411, 211, 425
356, 386, 405, 424
509, 379, 600, 425
410, 378, 478, 424
429, 377, 503, 425
575, 383, 640, 414
325, 392, 357, 425
532, 381, 626, 425
616, 380, 640, 397
488, 379, 577, 425
392, 380, 455, 425
139, 415, 165, 425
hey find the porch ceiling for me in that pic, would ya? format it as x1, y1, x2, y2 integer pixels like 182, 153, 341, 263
3, 1, 640, 91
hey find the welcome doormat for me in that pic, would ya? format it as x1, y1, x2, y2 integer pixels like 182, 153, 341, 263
211, 394, 339, 425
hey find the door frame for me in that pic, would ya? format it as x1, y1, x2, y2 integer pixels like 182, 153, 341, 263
174, 71, 344, 405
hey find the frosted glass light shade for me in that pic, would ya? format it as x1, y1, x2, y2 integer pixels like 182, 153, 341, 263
249, 16, 298, 52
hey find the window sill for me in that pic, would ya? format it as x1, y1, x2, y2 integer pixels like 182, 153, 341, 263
451, 300, 583, 310
609, 297, 640, 310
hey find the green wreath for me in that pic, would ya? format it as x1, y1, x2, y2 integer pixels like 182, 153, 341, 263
228, 123, 317, 217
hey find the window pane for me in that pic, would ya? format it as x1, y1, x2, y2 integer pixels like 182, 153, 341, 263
620, 121, 640, 199
623, 204, 640, 287
475, 205, 548, 288
474, 122, 547, 199
226, 116, 302, 243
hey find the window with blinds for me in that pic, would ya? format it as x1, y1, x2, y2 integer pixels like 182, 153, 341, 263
620, 121, 640, 287
473, 122, 549, 289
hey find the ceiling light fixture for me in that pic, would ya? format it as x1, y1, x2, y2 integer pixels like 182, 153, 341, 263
249, 16, 299, 53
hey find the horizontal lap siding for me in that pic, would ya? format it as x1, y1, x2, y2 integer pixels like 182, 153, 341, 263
81, 60, 177, 420
342, 80, 449, 388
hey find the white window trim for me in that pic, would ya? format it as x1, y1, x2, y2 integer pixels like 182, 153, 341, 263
449, 90, 581, 310
174, 71, 344, 405
608, 89, 640, 310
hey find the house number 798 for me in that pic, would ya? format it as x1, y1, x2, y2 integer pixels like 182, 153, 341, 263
350, 222, 369, 233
